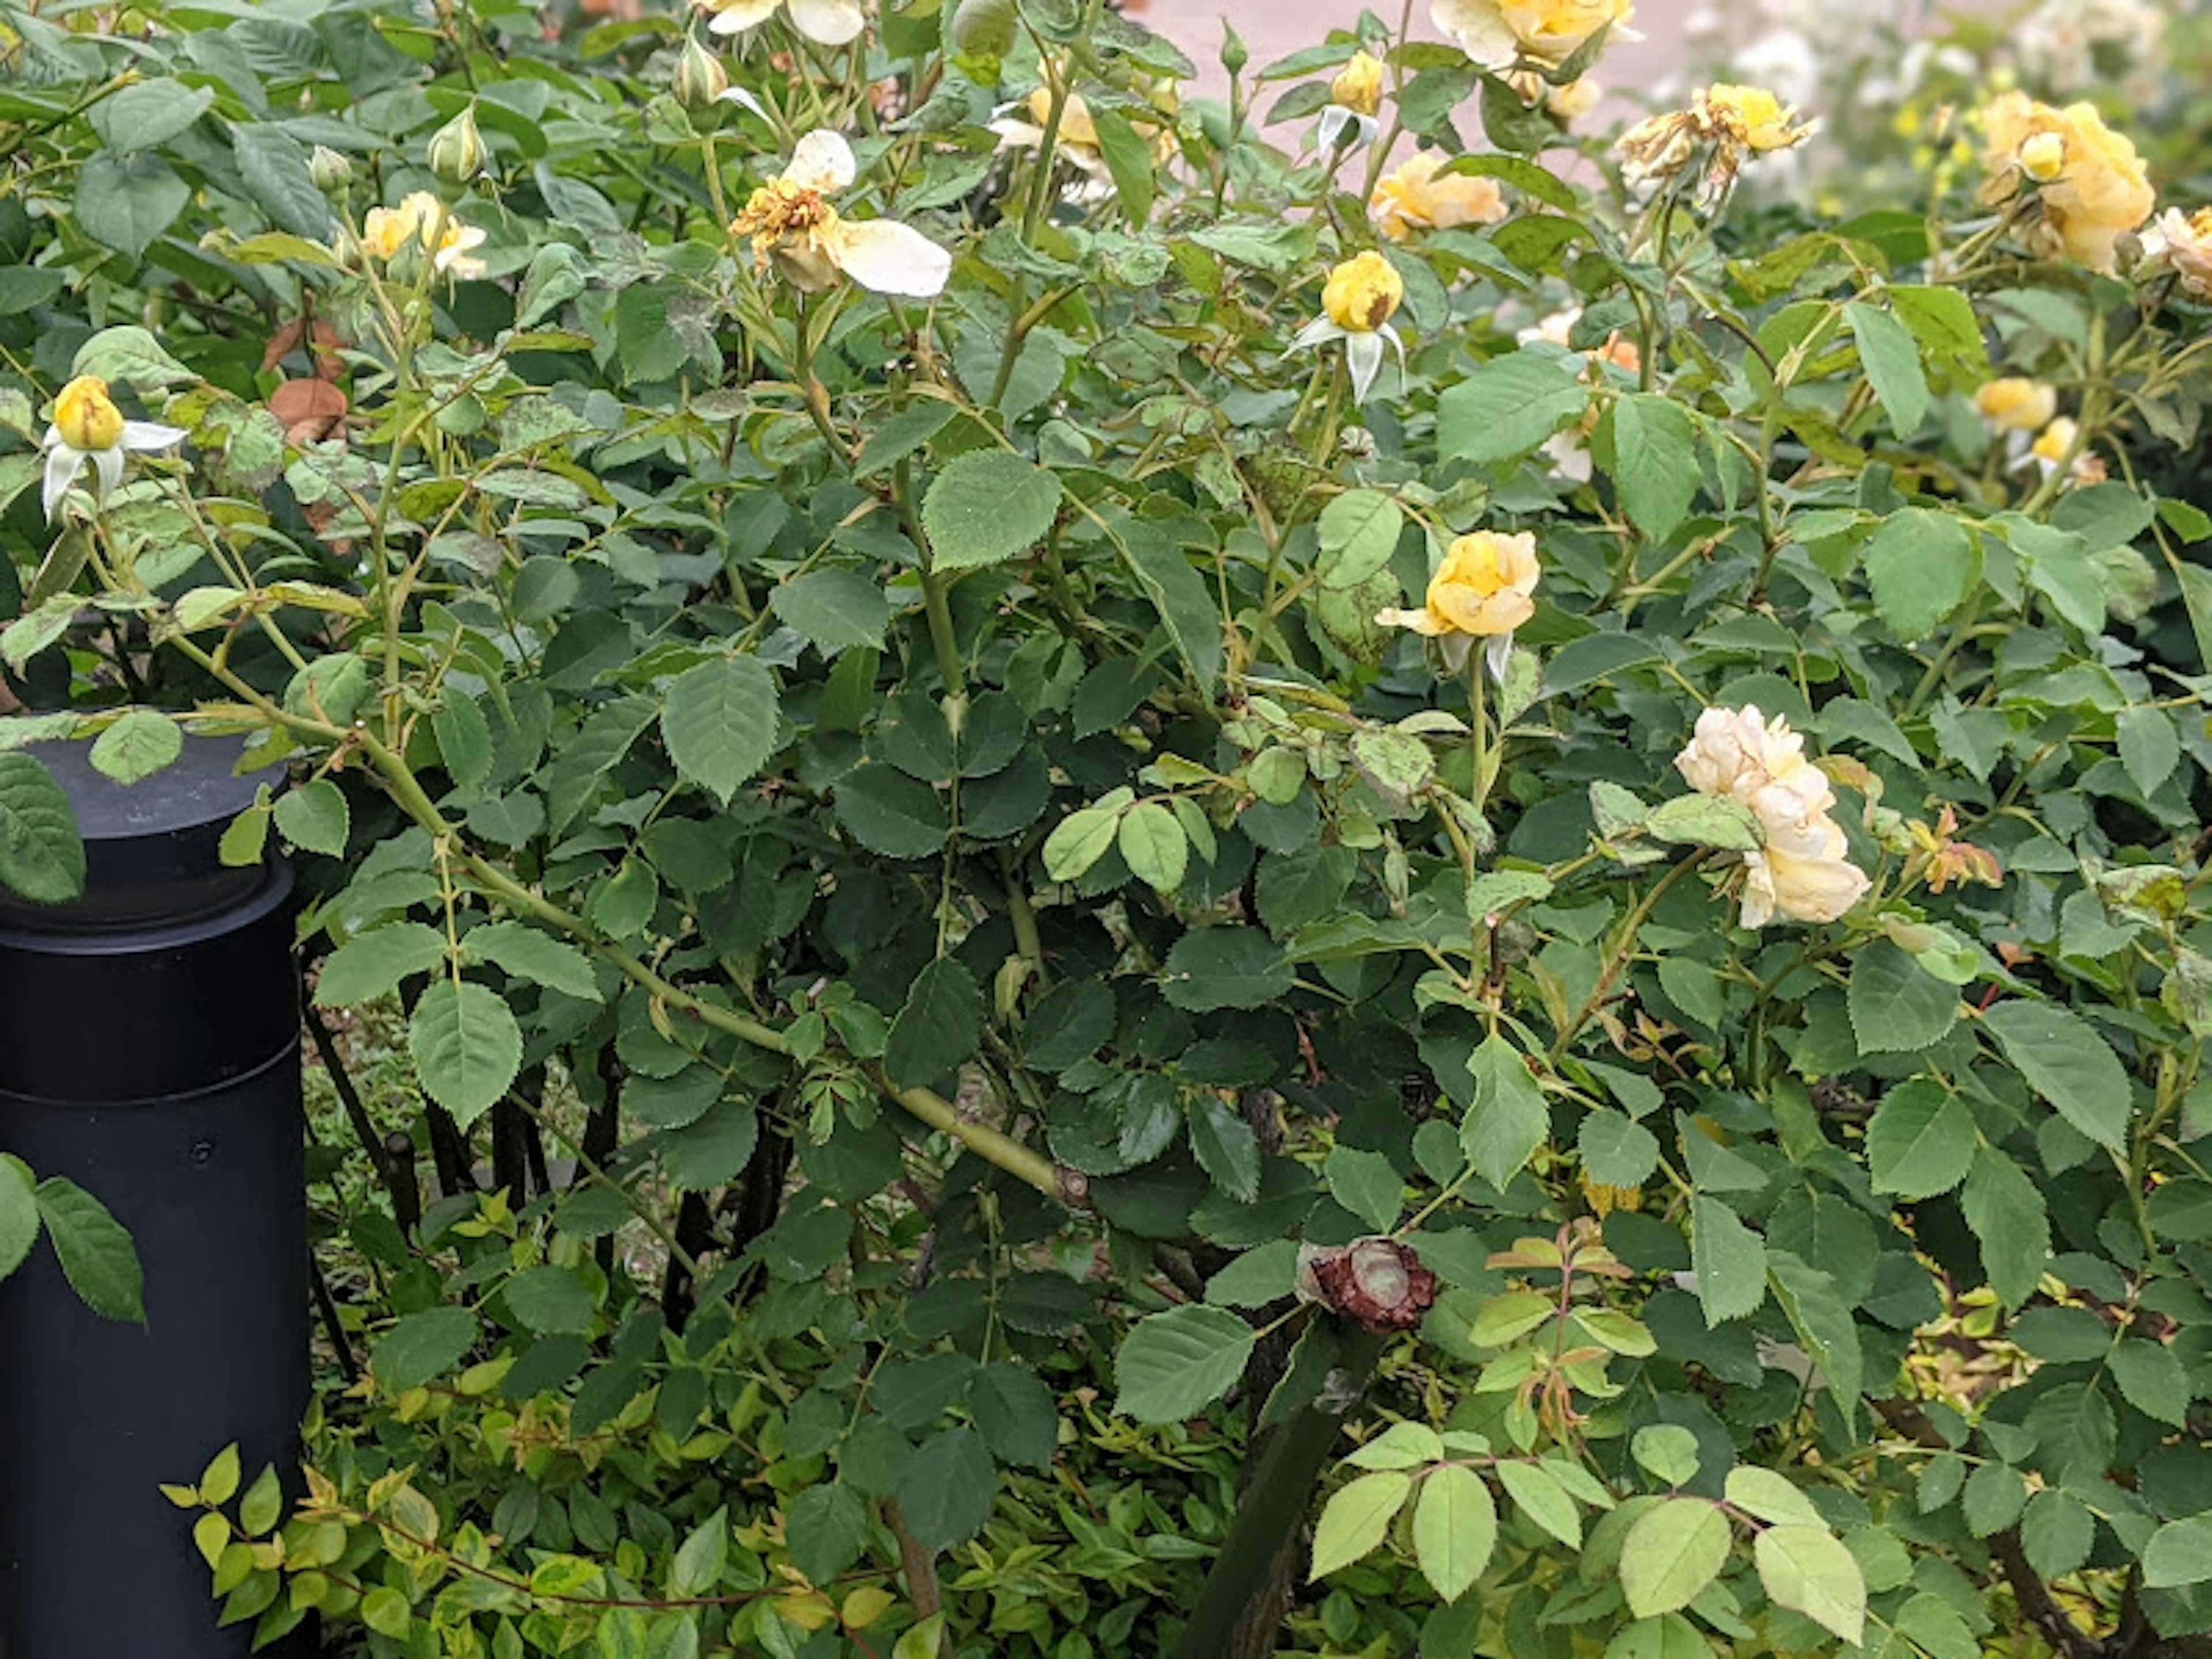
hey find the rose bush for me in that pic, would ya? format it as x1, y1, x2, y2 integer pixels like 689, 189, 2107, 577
5, 0, 2212, 1656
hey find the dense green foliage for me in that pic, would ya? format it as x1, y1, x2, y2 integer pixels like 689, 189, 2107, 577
6, 0, 2212, 1654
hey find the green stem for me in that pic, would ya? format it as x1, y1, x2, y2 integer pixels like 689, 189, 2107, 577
1168, 1325, 1385, 1659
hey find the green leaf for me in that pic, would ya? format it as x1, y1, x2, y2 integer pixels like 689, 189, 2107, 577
969, 1363, 1059, 1469
1862, 508, 1976, 641
661, 657, 779, 806
1723, 1468, 1824, 1528
2143, 1516, 2212, 1588
89, 710, 182, 786
834, 764, 949, 858
74, 152, 191, 260
200, 1444, 242, 1507
1753, 1525, 1866, 1646
893, 1427, 996, 1551
0, 753, 86, 906
1344, 1422, 1445, 1469
1043, 804, 1123, 882
467, 922, 601, 1002
1117, 800, 1188, 891
1845, 300, 1929, 438
317, 922, 449, 1006
770, 569, 896, 655
1317, 490, 1404, 589
923, 451, 1061, 571
1961, 1145, 2050, 1308
1963, 1461, 2026, 1537
1435, 352, 1592, 463
1888, 285, 1987, 373
230, 125, 336, 239
2020, 1490, 2094, 1581
239, 1465, 283, 1537
1605, 394, 1699, 541
1310, 1470, 1414, 1581
1460, 1034, 1548, 1191
885, 957, 982, 1088
1645, 793, 1762, 853
1767, 1254, 1863, 1425
0, 1156, 39, 1283
1603, 1615, 1713, 1659
2117, 707, 2180, 797
1631, 1425, 1700, 1487
1619, 1498, 1730, 1619
1162, 926, 1294, 1012
1980, 1001, 2130, 1152
2106, 1338, 2190, 1426
88, 79, 215, 154
1690, 1195, 1766, 1324
408, 979, 524, 1128
1088, 107, 1157, 227
1847, 941, 1958, 1056
670, 1508, 728, 1599
1578, 1111, 1658, 1190
1865, 1079, 1976, 1199
372, 1306, 479, 1392
1412, 1465, 1497, 1602
32, 1177, 143, 1324
503, 1266, 596, 1336
1324, 1146, 1405, 1233
1188, 1096, 1262, 1202
786, 1486, 869, 1586
273, 778, 349, 858
1496, 1460, 1580, 1547
1114, 1304, 1255, 1423
432, 694, 495, 791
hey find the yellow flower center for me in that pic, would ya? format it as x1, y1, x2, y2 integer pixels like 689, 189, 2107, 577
1331, 51, 1385, 118
54, 375, 124, 453
731, 180, 840, 265
1322, 251, 1403, 333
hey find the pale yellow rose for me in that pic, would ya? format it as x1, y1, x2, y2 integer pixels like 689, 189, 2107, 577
1702, 84, 1809, 153
1322, 250, 1404, 333
1673, 704, 1831, 819
1675, 704, 1867, 928
1431, 0, 1635, 68
1369, 153, 1508, 241
1974, 377, 2059, 433
1982, 91, 2153, 274
1377, 531, 1540, 639
1742, 812, 1870, 927
2031, 415, 2079, 467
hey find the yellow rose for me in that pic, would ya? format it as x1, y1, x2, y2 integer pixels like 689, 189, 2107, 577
1431, 0, 1634, 68
1378, 531, 1541, 639
1982, 91, 2153, 274
1330, 50, 1385, 118
1369, 153, 1508, 241
1321, 250, 1404, 333
1974, 377, 2058, 433
2031, 415, 2079, 466
52, 375, 124, 454
1742, 798, 1869, 927
1703, 84, 1807, 153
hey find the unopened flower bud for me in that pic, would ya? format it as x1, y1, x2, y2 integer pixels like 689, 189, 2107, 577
427, 105, 488, 184
1220, 21, 1248, 76
308, 145, 354, 191
673, 36, 730, 111
2018, 130, 2066, 183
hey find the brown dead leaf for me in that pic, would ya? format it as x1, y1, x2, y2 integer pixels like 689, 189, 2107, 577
270, 378, 349, 446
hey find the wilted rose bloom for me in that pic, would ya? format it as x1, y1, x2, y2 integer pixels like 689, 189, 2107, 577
1701, 84, 1810, 153
696, 0, 865, 46
1975, 377, 2058, 433
1619, 83, 1810, 207
1980, 91, 2153, 274
1674, 703, 1830, 817
1297, 1238, 1440, 1333
730, 129, 950, 296
2140, 207, 2212, 299
1431, 0, 1635, 69
1369, 153, 1508, 241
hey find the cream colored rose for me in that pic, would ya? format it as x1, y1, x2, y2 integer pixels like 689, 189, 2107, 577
1368, 153, 1508, 241
1430, 0, 1634, 69
1740, 796, 1869, 927
2141, 206, 2212, 298
1673, 704, 1830, 817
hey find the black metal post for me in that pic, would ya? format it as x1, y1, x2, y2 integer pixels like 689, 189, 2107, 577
0, 737, 308, 1658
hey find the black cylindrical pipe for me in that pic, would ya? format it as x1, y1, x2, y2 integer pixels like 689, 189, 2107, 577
0, 737, 308, 1659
